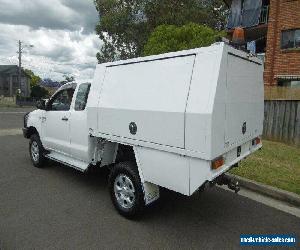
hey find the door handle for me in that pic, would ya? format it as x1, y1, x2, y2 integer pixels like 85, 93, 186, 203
61, 117, 68, 121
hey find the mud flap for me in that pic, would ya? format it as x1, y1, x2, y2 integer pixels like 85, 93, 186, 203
133, 146, 160, 205
142, 181, 160, 205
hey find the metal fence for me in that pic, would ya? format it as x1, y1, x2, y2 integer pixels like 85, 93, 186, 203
259, 5, 269, 24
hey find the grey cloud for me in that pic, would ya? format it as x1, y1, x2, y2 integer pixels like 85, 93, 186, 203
0, 0, 98, 33
0, 0, 101, 81
61, 0, 99, 33
76, 62, 96, 70
31, 46, 74, 62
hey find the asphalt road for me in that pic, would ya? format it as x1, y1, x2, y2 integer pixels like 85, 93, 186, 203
0, 107, 35, 129
0, 108, 299, 249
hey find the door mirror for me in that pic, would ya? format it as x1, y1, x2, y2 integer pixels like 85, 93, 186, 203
36, 99, 46, 110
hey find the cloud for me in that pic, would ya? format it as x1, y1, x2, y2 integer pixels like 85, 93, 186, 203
0, 0, 98, 33
0, 0, 102, 82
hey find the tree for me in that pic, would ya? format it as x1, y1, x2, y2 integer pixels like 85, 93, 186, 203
95, 0, 149, 63
94, 0, 228, 63
24, 69, 49, 98
144, 0, 227, 32
60, 75, 75, 85
143, 23, 224, 56
24, 69, 41, 88
30, 85, 49, 99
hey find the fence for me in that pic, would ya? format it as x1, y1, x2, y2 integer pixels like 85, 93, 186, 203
0, 96, 38, 107
0, 96, 16, 107
16, 96, 38, 106
263, 100, 300, 146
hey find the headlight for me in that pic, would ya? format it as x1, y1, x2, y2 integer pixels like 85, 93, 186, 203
24, 113, 29, 127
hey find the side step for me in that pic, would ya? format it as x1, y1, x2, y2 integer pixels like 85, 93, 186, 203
45, 151, 90, 172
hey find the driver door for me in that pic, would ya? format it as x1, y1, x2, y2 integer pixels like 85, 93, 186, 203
42, 87, 75, 155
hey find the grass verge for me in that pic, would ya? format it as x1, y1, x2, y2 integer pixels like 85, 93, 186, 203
230, 140, 300, 195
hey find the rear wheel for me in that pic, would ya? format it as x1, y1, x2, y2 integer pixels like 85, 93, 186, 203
29, 134, 46, 168
108, 161, 145, 219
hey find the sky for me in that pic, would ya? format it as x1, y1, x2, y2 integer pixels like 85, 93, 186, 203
0, 0, 102, 82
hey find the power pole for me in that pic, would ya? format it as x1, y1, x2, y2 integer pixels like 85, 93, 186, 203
18, 40, 22, 96
17, 41, 34, 97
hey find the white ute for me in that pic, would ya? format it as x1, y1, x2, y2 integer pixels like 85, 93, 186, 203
23, 42, 264, 218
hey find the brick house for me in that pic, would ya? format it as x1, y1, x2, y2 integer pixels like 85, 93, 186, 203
224, 0, 300, 87
0, 65, 31, 97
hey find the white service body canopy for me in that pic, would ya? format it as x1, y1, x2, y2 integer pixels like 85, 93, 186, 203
87, 42, 264, 161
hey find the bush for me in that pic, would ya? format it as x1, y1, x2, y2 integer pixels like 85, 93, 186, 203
143, 23, 224, 56
30, 85, 49, 99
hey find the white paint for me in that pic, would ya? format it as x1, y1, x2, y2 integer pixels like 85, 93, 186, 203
25, 42, 264, 197
98, 55, 195, 148
91, 43, 264, 161
225, 53, 264, 148
46, 151, 89, 171
42, 110, 71, 155
69, 84, 90, 162
135, 146, 190, 195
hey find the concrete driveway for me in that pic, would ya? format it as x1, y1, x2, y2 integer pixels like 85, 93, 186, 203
0, 107, 299, 249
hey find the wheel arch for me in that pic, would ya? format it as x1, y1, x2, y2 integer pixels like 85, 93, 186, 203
26, 126, 39, 138
115, 144, 135, 163
114, 143, 144, 183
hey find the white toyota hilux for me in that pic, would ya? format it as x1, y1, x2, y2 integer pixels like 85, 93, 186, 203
23, 43, 264, 218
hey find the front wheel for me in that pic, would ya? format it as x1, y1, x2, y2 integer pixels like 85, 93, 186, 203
29, 134, 46, 168
108, 161, 145, 219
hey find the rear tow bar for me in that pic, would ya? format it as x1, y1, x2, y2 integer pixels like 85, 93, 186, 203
215, 174, 240, 193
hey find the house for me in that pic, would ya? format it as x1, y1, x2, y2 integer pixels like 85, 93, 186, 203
0, 65, 31, 97
224, 0, 300, 87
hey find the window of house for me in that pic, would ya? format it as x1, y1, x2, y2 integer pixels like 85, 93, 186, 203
278, 79, 300, 88
281, 29, 300, 49
74, 83, 91, 111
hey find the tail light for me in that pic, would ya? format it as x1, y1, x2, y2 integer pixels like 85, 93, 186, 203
212, 157, 224, 170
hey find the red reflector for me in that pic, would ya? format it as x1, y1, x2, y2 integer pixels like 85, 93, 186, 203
255, 137, 261, 145
252, 137, 261, 146
212, 157, 224, 170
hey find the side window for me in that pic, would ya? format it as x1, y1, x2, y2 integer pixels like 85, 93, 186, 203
48, 88, 75, 111
75, 83, 91, 111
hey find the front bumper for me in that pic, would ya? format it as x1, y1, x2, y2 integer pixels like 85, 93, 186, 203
22, 127, 30, 138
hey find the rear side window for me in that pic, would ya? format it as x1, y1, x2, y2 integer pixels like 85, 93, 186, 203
75, 83, 91, 111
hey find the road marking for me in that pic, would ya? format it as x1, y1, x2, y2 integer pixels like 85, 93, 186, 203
219, 185, 300, 218
0, 112, 27, 114
0, 129, 22, 137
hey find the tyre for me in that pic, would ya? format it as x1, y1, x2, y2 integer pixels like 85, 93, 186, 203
29, 134, 46, 168
108, 161, 145, 219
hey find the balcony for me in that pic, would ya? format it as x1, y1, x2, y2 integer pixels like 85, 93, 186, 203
227, 4, 270, 30
259, 5, 269, 24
